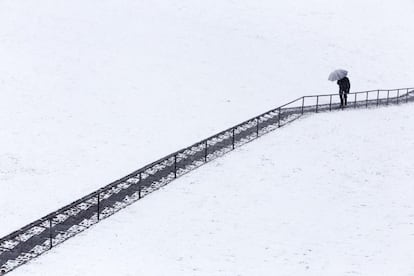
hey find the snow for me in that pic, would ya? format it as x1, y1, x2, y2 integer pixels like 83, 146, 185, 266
11, 103, 414, 276
1, 0, 414, 272
1, 0, 414, 237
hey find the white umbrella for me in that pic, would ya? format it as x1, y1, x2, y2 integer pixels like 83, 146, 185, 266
328, 69, 348, 81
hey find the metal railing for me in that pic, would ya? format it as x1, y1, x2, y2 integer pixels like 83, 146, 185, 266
0, 87, 413, 274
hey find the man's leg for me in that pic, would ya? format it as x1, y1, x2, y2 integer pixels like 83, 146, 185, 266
339, 92, 344, 107
344, 93, 348, 106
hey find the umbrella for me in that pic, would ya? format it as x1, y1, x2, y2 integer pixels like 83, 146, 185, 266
328, 69, 348, 81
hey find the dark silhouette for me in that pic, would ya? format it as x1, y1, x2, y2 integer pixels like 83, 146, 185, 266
337, 77, 350, 107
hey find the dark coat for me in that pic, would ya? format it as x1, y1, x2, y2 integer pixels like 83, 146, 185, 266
337, 77, 350, 93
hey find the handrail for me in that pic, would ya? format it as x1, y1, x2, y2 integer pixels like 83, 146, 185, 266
1, 87, 413, 274
2, 87, 414, 240
1, 88, 413, 239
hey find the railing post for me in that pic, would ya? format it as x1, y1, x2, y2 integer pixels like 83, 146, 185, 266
138, 172, 142, 199
97, 192, 100, 221
278, 107, 281, 127
329, 95, 332, 111
397, 89, 400, 104
387, 90, 390, 105
354, 93, 357, 108
174, 154, 177, 178
407, 88, 409, 103
316, 96, 319, 113
301, 97, 305, 115
49, 218, 53, 249
256, 117, 259, 137
376, 90, 379, 106
232, 128, 235, 150
365, 91, 368, 108
204, 140, 208, 162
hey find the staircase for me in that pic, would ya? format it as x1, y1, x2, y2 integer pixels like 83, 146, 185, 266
1, 88, 413, 275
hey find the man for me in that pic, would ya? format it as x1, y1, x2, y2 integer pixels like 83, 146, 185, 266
337, 76, 350, 107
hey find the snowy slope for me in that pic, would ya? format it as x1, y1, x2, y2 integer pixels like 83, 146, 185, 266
1, 0, 414, 236
12, 103, 414, 276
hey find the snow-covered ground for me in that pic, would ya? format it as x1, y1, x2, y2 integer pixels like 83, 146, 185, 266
1, 0, 413, 243
12, 104, 414, 276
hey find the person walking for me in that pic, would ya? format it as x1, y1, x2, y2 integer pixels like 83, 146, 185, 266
337, 76, 350, 107
328, 69, 351, 108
